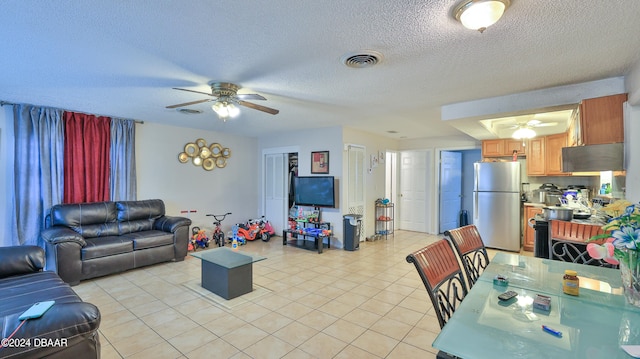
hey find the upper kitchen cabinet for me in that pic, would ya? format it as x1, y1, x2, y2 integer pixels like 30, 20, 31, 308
505, 140, 526, 156
526, 137, 545, 176
527, 133, 571, 176
579, 93, 627, 145
482, 139, 526, 157
545, 132, 569, 176
482, 139, 504, 157
567, 107, 581, 147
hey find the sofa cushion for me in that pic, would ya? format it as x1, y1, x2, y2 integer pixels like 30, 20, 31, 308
0, 270, 101, 359
116, 199, 165, 221
50, 202, 119, 238
122, 230, 174, 250
76, 222, 120, 238
81, 237, 133, 260
0, 271, 81, 317
119, 219, 154, 234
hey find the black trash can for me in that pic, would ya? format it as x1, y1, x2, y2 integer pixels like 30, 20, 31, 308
343, 214, 362, 251
459, 210, 469, 226
533, 218, 549, 259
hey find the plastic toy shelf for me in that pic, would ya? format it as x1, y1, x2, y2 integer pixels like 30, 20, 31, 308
282, 228, 332, 254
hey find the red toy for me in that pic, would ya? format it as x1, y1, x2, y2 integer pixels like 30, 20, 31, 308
206, 212, 232, 247
236, 216, 275, 242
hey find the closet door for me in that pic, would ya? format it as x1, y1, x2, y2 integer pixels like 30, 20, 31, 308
264, 153, 286, 233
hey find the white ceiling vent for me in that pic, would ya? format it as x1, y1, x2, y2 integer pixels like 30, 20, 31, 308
342, 51, 383, 68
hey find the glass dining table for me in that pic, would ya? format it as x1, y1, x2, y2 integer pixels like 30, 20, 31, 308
432, 252, 640, 358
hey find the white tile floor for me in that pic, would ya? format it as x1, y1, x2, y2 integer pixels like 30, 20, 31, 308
73, 230, 518, 358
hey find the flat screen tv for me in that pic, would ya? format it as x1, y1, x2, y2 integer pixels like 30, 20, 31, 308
293, 176, 335, 208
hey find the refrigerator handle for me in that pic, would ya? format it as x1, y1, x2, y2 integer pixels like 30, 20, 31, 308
474, 191, 478, 220
474, 165, 479, 220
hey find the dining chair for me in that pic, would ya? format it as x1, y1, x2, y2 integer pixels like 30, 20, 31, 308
549, 220, 617, 268
444, 224, 490, 287
406, 239, 468, 329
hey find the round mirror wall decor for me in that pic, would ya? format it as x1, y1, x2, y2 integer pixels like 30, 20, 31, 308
178, 139, 231, 172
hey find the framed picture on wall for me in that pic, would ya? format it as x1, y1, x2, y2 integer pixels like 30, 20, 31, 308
311, 151, 329, 174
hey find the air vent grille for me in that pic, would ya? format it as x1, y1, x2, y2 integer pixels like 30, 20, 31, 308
342, 51, 382, 68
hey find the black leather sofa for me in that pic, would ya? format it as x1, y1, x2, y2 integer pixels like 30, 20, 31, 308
0, 246, 100, 359
41, 199, 192, 285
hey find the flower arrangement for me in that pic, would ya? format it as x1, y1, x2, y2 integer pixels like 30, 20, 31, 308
590, 201, 640, 254
589, 200, 640, 306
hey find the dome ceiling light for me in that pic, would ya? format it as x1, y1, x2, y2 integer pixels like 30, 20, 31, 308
453, 0, 511, 33
512, 126, 536, 140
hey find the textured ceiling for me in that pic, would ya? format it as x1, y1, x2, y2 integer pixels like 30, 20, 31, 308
1, 1, 640, 140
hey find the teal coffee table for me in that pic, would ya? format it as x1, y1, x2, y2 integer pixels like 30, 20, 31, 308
190, 247, 266, 300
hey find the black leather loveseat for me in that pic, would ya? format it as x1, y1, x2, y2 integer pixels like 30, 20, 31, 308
41, 199, 191, 285
0, 246, 100, 359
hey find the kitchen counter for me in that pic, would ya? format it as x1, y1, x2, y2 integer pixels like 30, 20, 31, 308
525, 202, 608, 226
533, 213, 607, 226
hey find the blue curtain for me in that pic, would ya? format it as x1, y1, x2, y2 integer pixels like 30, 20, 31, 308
110, 118, 137, 201
12, 105, 64, 246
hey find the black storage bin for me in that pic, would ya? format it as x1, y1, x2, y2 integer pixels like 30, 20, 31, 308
343, 214, 362, 251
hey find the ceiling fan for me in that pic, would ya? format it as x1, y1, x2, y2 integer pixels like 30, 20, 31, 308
508, 119, 558, 139
166, 82, 279, 119
513, 119, 558, 129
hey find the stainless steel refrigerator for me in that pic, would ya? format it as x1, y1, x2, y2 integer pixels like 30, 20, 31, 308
473, 161, 521, 251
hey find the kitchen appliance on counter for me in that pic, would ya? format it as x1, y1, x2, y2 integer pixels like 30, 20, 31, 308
540, 206, 573, 221
520, 182, 530, 202
473, 162, 521, 251
531, 183, 563, 205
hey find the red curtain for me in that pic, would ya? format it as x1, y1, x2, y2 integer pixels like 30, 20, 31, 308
63, 112, 111, 203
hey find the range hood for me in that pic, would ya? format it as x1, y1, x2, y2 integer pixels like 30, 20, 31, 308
562, 143, 624, 172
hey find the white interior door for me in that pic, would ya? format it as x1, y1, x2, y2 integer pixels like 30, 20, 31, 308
399, 150, 431, 232
439, 151, 462, 233
264, 153, 286, 233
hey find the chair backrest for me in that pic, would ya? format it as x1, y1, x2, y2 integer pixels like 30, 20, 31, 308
444, 224, 490, 287
406, 239, 468, 329
549, 220, 616, 268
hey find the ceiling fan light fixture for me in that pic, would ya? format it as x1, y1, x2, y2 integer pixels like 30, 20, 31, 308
454, 0, 511, 33
212, 100, 240, 119
512, 127, 536, 139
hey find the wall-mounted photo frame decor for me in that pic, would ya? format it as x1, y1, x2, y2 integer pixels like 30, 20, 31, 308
311, 151, 329, 174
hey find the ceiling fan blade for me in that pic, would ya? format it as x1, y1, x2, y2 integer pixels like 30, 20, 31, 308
238, 100, 279, 115
172, 87, 217, 97
165, 99, 212, 109
534, 122, 559, 127
237, 93, 267, 100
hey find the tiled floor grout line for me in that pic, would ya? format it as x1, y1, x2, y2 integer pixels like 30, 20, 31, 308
76, 230, 455, 358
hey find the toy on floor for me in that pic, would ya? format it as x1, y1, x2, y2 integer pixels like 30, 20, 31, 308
230, 224, 246, 248
206, 212, 232, 247
236, 216, 274, 242
190, 227, 211, 251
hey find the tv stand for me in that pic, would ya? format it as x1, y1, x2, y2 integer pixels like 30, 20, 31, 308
283, 206, 332, 253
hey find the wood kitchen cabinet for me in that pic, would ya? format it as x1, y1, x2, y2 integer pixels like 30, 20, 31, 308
482, 139, 504, 157
523, 205, 543, 252
526, 137, 545, 176
580, 93, 627, 145
505, 139, 526, 156
567, 107, 581, 147
544, 132, 569, 176
482, 139, 526, 157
